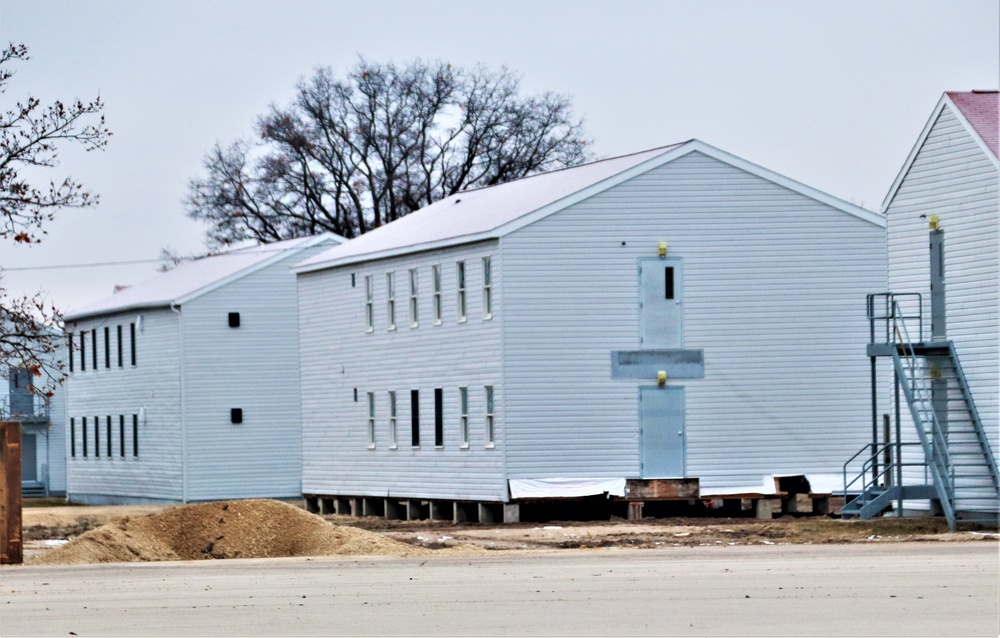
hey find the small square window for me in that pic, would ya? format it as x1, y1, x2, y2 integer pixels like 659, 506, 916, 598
228, 312, 241, 328
231, 408, 243, 424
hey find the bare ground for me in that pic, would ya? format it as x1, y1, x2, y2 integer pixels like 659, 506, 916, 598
20, 499, 998, 562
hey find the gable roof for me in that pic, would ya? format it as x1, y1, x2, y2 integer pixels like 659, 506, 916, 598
296, 139, 882, 273
882, 91, 1000, 212
64, 233, 342, 321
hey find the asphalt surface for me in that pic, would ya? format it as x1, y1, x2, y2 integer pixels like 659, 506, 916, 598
2, 543, 997, 636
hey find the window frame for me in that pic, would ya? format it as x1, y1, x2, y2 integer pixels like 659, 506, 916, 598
119, 415, 125, 457
104, 327, 111, 368
482, 256, 493, 320
388, 390, 398, 449
79, 330, 86, 372
132, 414, 139, 457
106, 415, 112, 457
409, 268, 419, 328
434, 388, 444, 448
485, 385, 495, 448
91, 329, 98, 370
456, 261, 467, 323
459, 386, 469, 449
367, 392, 376, 449
386, 272, 396, 331
130, 323, 136, 366
116, 325, 123, 367
432, 265, 442, 325
365, 275, 375, 332
410, 389, 420, 448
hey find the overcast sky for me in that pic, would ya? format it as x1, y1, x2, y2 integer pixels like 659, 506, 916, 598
2, 1, 998, 313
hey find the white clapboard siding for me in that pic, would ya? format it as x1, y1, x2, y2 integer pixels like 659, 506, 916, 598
65, 309, 183, 503
885, 103, 1000, 463
502, 151, 887, 489
180, 244, 331, 501
299, 241, 507, 501
45, 350, 68, 494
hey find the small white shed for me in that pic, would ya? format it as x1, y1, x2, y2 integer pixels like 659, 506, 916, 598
294, 140, 887, 518
62, 233, 342, 504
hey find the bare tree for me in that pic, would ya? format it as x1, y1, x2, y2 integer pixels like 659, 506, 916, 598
186, 59, 591, 247
0, 43, 111, 391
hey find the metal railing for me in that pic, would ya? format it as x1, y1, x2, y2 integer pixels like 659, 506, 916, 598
867, 292, 922, 345
843, 441, 928, 510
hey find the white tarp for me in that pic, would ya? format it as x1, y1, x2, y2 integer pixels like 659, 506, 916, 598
700, 473, 845, 497
509, 478, 627, 500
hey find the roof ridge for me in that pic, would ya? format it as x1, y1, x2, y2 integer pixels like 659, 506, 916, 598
455, 141, 688, 196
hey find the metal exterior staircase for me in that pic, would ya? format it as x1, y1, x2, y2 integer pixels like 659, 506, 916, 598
843, 294, 999, 529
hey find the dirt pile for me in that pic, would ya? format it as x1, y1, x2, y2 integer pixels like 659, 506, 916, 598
34, 499, 438, 565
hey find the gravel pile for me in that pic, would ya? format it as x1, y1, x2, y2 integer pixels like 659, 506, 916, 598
35, 499, 439, 564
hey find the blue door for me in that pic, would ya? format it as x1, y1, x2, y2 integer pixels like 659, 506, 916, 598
640, 386, 685, 478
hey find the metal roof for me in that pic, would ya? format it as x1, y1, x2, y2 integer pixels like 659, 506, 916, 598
63, 233, 342, 321
296, 139, 882, 273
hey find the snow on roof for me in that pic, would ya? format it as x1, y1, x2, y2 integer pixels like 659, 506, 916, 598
64, 234, 340, 321
946, 91, 999, 159
296, 144, 683, 272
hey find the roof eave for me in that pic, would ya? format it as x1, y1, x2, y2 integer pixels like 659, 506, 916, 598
62, 301, 173, 323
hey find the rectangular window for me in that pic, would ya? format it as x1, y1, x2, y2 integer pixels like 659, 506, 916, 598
119, 415, 125, 457
432, 265, 442, 325
116, 325, 123, 367
485, 385, 495, 447
106, 415, 112, 457
664, 267, 675, 300
70, 417, 76, 457
482, 257, 493, 319
459, 387, 469, 448
130, 323, 136, 366
388, 390, 397, 448
365, 275, 374, 332
132, 414, 139, 457
82, 416, 88, 457
68, 333, 75, 372
94, 414, 100, 457
409, 268, 419, 327
410, 389, 420, 447
367, 392, 376, 448
104, 327, 110, 368
457, 261, 467, 322
434, 388, 444, 447
80, 331, 86, 372
386, 272, 396, 330
91, 329, 98, 370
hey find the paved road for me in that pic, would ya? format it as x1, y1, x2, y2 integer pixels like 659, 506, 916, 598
2, 543, 997, 636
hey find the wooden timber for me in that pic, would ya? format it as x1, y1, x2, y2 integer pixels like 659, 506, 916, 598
1, 422, 23, 564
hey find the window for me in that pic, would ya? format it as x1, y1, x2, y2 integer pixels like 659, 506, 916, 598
482, 257, 493, 319
388, 391, 398, 448
106, 415, 112, 457
130, 323, 136, 366
116, 325, 123, 367
386, 272, 396, 330
104, 327, 110, 368
664, 267, 675, 300
365, 275, 374, 332
70, 417, 76, 457
80, 331, 86, 372
82, 416, 88, 457
228, 312, 240, 328
457, 261, 467, 322
432, 265, 442, 325
68, 333, 75, 372
132, 414, 139, 457
367, 392, 376, 448
434, 388, 444, 448
459, 387, 469, 448
409, 268, 419, 327
91, 329, 98, 370
94, 414, 100, 457
485, 385, 495, 447
410, 390, 420, 447
119, 415, 125, 457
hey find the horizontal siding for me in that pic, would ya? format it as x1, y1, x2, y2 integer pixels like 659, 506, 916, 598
502, 151, 887, 489
299, 241, 506, 501
886, 104, 1000, 488
64, 309, 182, 501
181, 244, 333, 501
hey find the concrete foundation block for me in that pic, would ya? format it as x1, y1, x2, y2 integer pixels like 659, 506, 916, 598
627, 501, 644, 521
503, 503, 520, 523
755, 498, 774, 520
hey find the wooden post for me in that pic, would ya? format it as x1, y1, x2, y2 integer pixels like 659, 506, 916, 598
1, 421, 23, 564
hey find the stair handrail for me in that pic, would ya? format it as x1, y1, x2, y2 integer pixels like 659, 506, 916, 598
866, 292, 922, 345
891, 301, 956, 520
946, 342, 1000, 492
843, 441, 928, 509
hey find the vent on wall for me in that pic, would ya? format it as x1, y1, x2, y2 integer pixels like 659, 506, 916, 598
231, 408, 243, 424
228, 312, 240, 328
